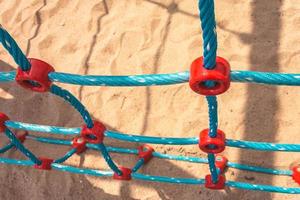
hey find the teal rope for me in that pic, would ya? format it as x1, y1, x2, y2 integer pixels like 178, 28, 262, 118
198, 0, 219, 183
0, 143, 14, 153
3, 70, 300, 87
0, 27, 30, 71
54, 148, 77, 163
4, 128, 41, 165
50, 84, 94, 128
7, 121, 300, 152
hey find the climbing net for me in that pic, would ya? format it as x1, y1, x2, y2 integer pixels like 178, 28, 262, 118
0, 0, 300, 194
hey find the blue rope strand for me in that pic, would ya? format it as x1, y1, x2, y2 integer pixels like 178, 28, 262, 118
206, 96, 218, 138
4, 129, 41, 165
50, 84, 94, 128
0, 157, 297, 194
3, 70, 300, 87
132, 159, 145, 172
7, 121, 300, 152
198, 0, 217, 69
0, 143, 14, 153
96, 143, 122, 175
198, 0, 219, 184
0, 27, 30, 71
54, 148, 77, 163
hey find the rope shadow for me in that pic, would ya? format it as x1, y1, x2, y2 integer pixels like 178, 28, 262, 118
25, 0, 47, 56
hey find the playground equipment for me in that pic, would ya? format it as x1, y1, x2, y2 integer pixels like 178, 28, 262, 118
0, 0, 300, 194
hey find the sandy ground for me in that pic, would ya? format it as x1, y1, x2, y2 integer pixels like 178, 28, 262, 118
0, 0, 299, 199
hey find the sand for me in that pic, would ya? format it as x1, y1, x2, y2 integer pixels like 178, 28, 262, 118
0, 0, 299, 199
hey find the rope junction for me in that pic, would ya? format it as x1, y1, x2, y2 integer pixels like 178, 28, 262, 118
0, 0, 300, 194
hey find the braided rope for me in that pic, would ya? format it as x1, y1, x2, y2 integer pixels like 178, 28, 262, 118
0, 26, 30, 71
6, 120, 300, 152
0, 0, 298, 194
198, 0, 219, 183
4, 128, 41, 165
2, 71, 300, 87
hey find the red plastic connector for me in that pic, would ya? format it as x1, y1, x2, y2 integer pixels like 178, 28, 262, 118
72, 136, 87, 154
205, 174, 226, 190
15, 58, 55, 92
189, 56, 230, 95
113, 166, 132, 181
199, 129, 225, 154
17, 131, 28, 143
81, 120, 106, 144
34, 157, 53, 170
292, 166, 300, 185
0, 112, 9, 132
138, 144, 154, 163
215, 155, 228, 173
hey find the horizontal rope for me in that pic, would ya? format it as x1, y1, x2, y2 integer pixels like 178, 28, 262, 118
6, 121, 300, 152
2, 70, 300, 86
24, 134, 292, 176
0, 157, 296, 194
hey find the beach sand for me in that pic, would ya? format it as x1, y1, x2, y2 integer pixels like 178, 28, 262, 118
0, 0, 300, 199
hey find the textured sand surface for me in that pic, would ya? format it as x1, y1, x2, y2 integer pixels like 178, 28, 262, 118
0, 0, 300, 199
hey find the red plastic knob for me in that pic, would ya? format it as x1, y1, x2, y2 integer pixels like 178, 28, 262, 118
16, 58, 54, 92
205, 174, 226, 190
189, 56, 230, 95
72, 136, 87, 154
0, 112, 9, 132
199, 129, 226, 154
113, 166, 132, 181
81, 121, 106, 144
215, 155, 228, 173
292, 166, 300, 185
34, 157, 53, 170
138, 144, 154, 163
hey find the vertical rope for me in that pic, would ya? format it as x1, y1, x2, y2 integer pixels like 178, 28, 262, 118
198, 0, 217, 69
198, 0, 219, 183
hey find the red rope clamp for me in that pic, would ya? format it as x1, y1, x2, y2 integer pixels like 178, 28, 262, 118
138, 144, 154, 163
34, 157, 53, 170
189, 56, 230, 95
205, 174, 226, 190
81, 120, 106, 144
199, 129, 226, 154
113, 166, 132, 181
72, 136, 87, 154
292, 166, 300, 185
0, 112, 9, 132
215, 155, 228, 173
17, 131, 28, 143
199, 129, 225, 153
16, 58, 55, 92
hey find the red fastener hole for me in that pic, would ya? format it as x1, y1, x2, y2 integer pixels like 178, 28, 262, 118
34, 157, 53, 170
292, 166, 300, 185
215, 155, 228, 173
72, 136, 87, 154
16, 58, 54, 92
113, 166, 132, 181
189, 56, 230, 95
199, 129, 226, 154
81, 121, 106, 144
205, 174, 226, 190
0, 112, 9, 132
138, 144, 154, 163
